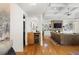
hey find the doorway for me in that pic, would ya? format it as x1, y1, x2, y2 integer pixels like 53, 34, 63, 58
23, 15, 26, 48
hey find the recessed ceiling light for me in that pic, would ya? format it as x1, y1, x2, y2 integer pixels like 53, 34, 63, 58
29, 3, 37, 6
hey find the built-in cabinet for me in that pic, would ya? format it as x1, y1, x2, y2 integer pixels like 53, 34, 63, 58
27, 32, 40, 45
27, 32, 34, 45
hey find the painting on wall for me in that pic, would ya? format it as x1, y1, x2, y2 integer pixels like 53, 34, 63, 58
63, 23, 73, 31
0, 11, 10, 40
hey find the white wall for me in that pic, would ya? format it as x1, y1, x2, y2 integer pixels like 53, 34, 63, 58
10, 4, 24, 52
42, 19, 51, 36
0, 3, 10, 13
62, 20, 79, 33
43, 18, 79, 34
25, 16, 31, 45
26, 16, 41, 32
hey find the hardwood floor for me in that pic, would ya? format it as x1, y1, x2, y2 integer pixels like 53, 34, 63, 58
16, 36, 79, 55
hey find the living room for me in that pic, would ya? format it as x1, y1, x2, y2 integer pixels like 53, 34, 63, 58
17, 3, 79, 55
0, 3, 79, 55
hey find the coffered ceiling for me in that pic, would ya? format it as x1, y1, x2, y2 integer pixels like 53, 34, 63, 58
18, 3, 79, 19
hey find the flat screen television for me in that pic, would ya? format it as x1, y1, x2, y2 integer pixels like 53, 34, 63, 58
54, 23, 62, 28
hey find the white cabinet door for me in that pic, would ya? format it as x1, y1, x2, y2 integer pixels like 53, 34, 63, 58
74, 22, 79, 33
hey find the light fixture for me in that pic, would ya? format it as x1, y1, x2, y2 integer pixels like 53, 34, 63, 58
29, 3, 37, 6
66, 7, 71, 16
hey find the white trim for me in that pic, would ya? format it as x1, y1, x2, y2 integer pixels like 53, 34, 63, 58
40, 15, 43, 46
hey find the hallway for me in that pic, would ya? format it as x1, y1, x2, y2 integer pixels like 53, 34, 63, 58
16, 36, 79, 55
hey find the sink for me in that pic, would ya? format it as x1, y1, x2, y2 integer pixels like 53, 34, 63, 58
0, 39, 12, 55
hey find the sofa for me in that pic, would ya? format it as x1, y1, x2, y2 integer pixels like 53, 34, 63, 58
51, 32, 79, 45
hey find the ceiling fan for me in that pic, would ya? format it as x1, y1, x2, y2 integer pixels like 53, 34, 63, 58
65, 7, 78, 16
66, 8, 72, 16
